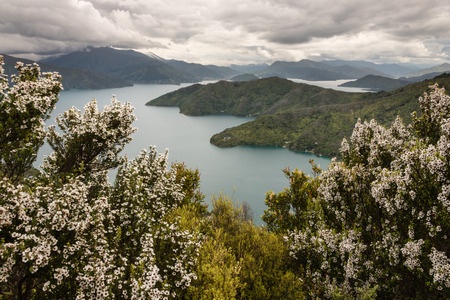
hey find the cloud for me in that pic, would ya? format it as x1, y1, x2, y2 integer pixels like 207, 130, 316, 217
0, 0, 164, 55
1, 0, 449, 65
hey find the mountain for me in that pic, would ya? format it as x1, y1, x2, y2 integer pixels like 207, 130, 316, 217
230, 73, 259, 81
41, 47, 245, 85
402, 72, 449, 83
147, 77, 301, 116
42, 47, 198, 84
1, 54, 132, 90
338, 75, 412, 91
405, 63, 450, 78
230, 63, 270, 73
256, 59, 385, 81
148, 74, 450, 157
322, 60, 414, 78
165, 60, 240, 80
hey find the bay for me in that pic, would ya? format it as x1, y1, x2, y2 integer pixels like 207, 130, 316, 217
41, 81, 336, 224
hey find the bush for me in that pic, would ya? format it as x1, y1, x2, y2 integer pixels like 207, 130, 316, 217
0, 57, 203, 299
269, 84, 450, 298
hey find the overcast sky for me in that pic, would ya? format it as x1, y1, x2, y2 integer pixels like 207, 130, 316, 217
1, 0, 450, 66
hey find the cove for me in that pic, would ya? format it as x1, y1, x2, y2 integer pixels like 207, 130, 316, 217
43, 82, 334, 224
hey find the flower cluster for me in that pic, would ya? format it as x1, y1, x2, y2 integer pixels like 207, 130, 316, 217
0, 57, 202, 299
44, 97, 136, 177
110, 148, 202, 299
429, 248, 450, 289
286, 84, 450, 298
0, 57, 62, 182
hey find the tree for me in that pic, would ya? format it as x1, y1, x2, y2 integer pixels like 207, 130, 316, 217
109, 148, 202, 299
262, 163, 321, 233
188, 197, 304, 300
0, 58, 62, 183
44, 97, 136, 179
278, 84, 450, 298
0, 57, 203, 299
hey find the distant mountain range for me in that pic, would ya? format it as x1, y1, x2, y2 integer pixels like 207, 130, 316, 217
404, 63, 450, 78
321, 60, 415, 78
40, 47, 206, 85
256, 59, 387, 80
2, 46, 450, 91
1, 54, 132, 90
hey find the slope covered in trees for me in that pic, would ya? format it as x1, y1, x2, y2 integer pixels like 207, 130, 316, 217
148, 75, 450, 157
1, 57, 449, 299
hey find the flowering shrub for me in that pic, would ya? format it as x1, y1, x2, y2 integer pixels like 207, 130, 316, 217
0, 57, 202, 299
109, 148, 202, 299
274, 84, 450, 298
0, 59, 62, 183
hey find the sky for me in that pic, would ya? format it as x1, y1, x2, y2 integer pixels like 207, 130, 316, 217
1, 0, 450, 66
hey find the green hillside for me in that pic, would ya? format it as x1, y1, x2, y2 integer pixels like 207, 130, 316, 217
147, 75, 450, 157
148, 77, 299, 116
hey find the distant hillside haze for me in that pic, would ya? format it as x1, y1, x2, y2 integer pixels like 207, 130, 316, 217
404, 63, 450, 78
40, 47, 155, 73
41, 47, 198, 84
2, 54, 132, 90
321, 60, 415, 78
165, 59, 240, 80
2, 47, 450, 90
230, 63, 269, 73
40, 47, 242, 85
256, 59, 388, 81
339, 75, 412, 91
230, 73, 260, 82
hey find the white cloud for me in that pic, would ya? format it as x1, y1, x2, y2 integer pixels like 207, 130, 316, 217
1, 0, 449, 65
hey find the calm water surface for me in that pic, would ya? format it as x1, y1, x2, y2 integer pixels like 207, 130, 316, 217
42, 81, 342, 224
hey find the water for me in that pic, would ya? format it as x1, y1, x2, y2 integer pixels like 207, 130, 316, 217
41, 81, 335, 224
289, 78, 372, 92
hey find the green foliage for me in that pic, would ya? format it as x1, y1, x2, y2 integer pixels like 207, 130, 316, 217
188, 197, 305, 300
262, 165, 321, 233
148, 77, 299, 116
187, 229, 243, 300
269, 84, 450, 298
172, 162, 207, 214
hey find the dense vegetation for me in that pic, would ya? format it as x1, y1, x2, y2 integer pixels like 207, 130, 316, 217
149, 75, 450, 157
1, 58, 449, 299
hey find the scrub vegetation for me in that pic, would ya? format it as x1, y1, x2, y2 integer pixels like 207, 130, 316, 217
1, 58, 449, 299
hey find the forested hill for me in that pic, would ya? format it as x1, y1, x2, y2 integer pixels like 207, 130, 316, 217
148, 77, 302, 116
147, 75, 450, 157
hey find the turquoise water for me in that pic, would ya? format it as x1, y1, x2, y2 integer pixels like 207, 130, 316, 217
41, 82, 332, 224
